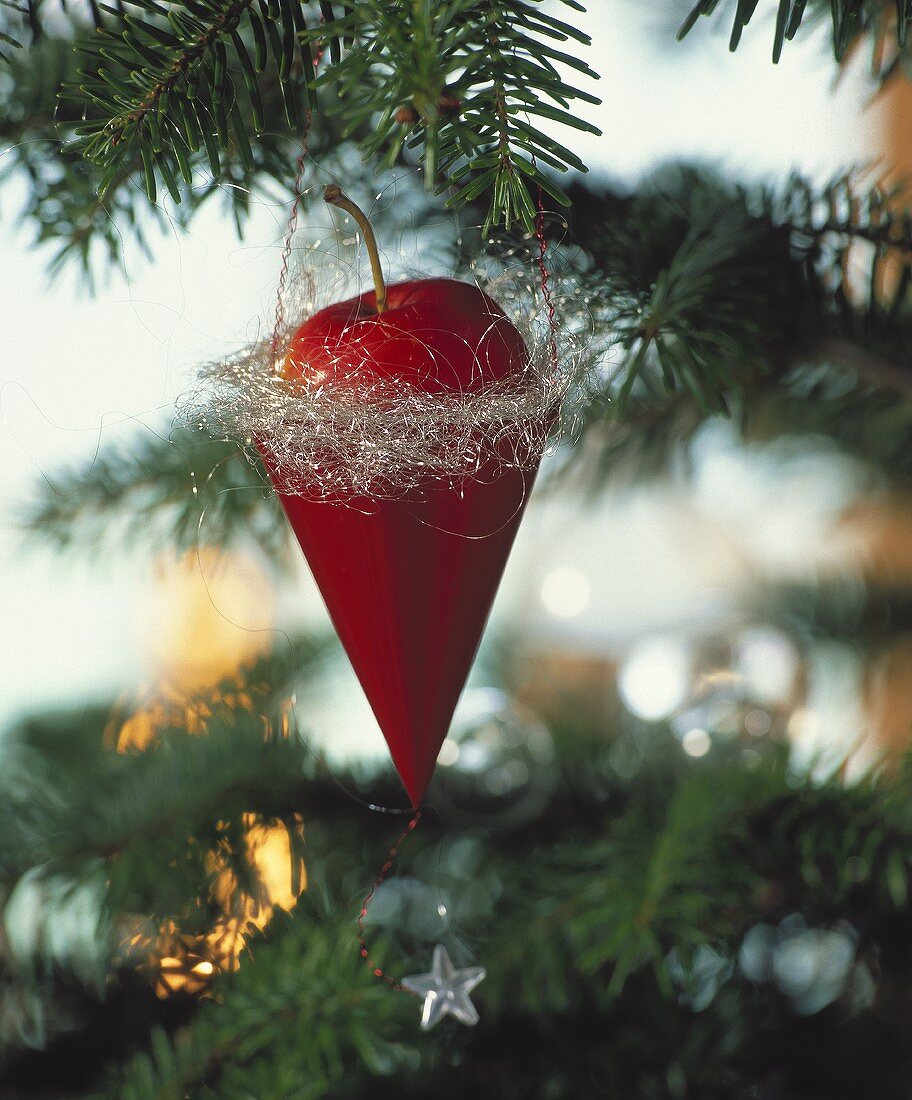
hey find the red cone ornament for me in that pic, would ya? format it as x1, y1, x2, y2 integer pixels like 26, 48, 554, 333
258, 188, 545, 806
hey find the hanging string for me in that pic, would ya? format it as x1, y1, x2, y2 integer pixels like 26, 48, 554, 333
357, 810, 423, 993
270, 116, 312, 362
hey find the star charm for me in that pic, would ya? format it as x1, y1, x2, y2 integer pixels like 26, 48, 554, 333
401, 945, 486, 1031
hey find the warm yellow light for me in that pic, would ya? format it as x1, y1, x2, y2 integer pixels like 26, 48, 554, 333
210, 814, 307, 936
135, 814, 308, 997
244, 817, 306, 917
110, 547, 303, 998
139, 548, 275, 693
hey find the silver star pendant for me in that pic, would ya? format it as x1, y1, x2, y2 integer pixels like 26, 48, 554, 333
401, 945, 486, 1031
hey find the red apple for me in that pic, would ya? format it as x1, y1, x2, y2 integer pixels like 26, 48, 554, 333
280, 276, 528, 392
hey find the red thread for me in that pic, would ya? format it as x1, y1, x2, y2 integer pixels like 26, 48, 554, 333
357, 811, 423, 993
535, 184, 558, 370
535, 185, 556, 332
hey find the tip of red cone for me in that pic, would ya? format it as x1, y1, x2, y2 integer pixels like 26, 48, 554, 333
399, 754, 437, 809
401, 776, 427, 810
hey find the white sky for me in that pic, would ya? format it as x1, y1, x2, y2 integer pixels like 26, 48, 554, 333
0, 2, 884, 727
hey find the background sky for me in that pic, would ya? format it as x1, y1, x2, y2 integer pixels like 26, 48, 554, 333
0, 3, 883, 743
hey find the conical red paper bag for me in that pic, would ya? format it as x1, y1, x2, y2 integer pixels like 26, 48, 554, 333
274, 463, 537, 806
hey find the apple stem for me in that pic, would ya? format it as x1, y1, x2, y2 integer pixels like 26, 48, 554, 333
323, 184, 388, 314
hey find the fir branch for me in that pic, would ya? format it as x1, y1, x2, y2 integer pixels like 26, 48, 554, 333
0, 32, 162, 278
93, 902, 418, 1100
0, 634, 325, 943
679, 0, 909, 67
0, 706, 309, 894
18, 426, 292, 567
564, 169, 812, 418
0, 30, 351, 276
99, 0, 257, 155
70, 0, 319, 203
751, 578, 912, 648
559, 765, 774, 996
89, 747, 912, 1098
300, 0, 601, 232
0, 0, 104, 61
7, 654, 912, 1094
545, 169, 912, 487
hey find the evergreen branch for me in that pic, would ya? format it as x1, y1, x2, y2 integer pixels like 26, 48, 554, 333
559, 765, 773, 995
63, 0, 596, 232
0, 633, 323, 857
563, 350, 912, 495
1, 21, 447, 274
0, 0, 103, 61
752, 578, 912, 648
96, 0, 257, 155
679, 0, 908, 67
70, 0, 320, 202
767, 172, 912, 267
301, 0, 600, 232
9, 662, 912, 1095
0, 645, 326, 1056
563, 169, 812, 418
0, 703, 311, 898
18, 426, 292, 567
0, 31, 349, 276
92, 902, 417, 1100
545, 169, 912, 486
88, 746, 912, 1098
0, 32, 161, 278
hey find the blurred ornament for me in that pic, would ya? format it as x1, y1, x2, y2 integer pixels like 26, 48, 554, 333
109, 673, 294, 753
428, 688, 557, 829
614, 624, 802, 765
665, 943, 733, 1011
114, 544, 283, 754
359, 877, 448, 943
515, 650, 621, 740
735, 627, 799, 706
539, 565, 591, 620
671, 691, 773, 749
618, 637, 692, 721
402, 944, 486, 1030
680, 727, 712, 757
148, 934, 221, 999
739, 915, 871, 1016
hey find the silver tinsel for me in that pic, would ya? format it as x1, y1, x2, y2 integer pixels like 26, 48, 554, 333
178, 264, 589, 502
